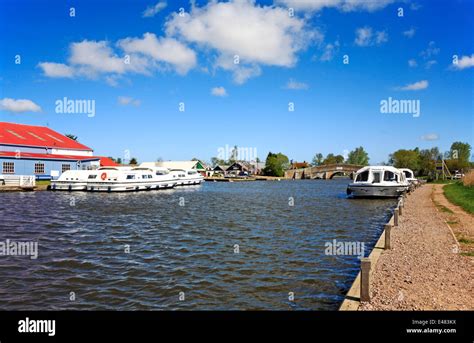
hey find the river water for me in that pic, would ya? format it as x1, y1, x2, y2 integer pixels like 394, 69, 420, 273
0, 179, 396, 310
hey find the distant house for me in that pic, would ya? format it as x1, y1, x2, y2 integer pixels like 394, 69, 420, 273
0, 122, 117, 179
211, 165, 229, 177
226, 162, 250, 175
248, 161, 265, 175
141, 160, 207, 176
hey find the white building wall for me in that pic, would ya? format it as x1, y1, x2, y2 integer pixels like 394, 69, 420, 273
51, 149, 93, 156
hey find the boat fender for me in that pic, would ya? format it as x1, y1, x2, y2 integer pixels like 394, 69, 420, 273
101, 172, 107, 181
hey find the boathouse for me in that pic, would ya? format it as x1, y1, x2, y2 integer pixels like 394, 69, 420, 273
0, 122, 117, 179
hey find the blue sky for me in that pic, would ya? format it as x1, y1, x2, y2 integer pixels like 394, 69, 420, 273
0, 0, 473, 164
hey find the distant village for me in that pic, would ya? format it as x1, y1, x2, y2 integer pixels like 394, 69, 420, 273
0, 122, 471, 183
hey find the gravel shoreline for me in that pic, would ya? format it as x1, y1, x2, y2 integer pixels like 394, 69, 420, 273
360, 184, 474, 310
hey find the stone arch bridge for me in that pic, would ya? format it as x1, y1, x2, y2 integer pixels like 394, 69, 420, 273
285, 164, 363, 180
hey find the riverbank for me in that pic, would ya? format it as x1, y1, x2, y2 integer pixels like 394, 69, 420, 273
359, 184, 474, 310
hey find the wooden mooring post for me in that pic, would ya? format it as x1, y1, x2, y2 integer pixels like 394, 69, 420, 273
360, 258, 371, 302
384, 224, 392, 249
394, 208, 399, 226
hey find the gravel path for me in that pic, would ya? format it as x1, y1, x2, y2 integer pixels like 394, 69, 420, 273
360, 184, 474, 310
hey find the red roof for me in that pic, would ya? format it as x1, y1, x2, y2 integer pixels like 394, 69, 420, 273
99, 157, 119, 167
0, 122, 92, 151
0, 151, 99, 161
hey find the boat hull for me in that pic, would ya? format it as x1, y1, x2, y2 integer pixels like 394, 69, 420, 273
51, 182, 87, 191
87, 180, 177, 192
347, 184, 407, 198
176, 178, 203, 186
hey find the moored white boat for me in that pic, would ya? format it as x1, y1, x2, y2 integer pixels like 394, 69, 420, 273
86, 167, 177, 192
347, 166, 409, 198
51, 170, 100, 191
399, 168, 419, 189
169, 169, 204, 186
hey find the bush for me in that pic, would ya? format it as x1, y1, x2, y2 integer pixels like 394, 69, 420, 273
463, 170, 474, 187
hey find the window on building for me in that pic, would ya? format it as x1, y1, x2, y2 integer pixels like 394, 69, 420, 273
34, 163, 45, 174
62, 164, 71, 173
2, 162, 15, 174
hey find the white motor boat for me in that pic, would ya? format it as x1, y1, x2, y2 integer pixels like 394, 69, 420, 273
169, 169, 204, 186
86, 167, 177, 192
347, 166, 409, 198
399, 168, 419, 188
51, 170, 100, 191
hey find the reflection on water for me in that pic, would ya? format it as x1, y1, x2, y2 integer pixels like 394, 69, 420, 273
0, 179, 395, 310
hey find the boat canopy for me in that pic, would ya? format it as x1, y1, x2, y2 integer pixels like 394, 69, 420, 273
353, 166, 406, 184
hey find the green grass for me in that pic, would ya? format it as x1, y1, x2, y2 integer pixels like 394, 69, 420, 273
35, 180, 51, 186
459, 237, 474, 244
461, 251, 474, 257
443, 182, 474, 215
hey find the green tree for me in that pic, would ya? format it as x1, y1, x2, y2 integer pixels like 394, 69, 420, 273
389, 149, 420, 171
312, 153, 323, 166
347, 146, 369, 165
323, 154, 344, 165
116, 157, 122, 164
418, 147, 439, 176
211, 157, 226, 167
129, 157, 138, 165
65, 134, 77, 141
448, 142, 472, 171
263, 152, 290, 177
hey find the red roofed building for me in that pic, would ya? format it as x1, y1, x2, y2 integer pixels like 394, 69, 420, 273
0, 122, 117, 179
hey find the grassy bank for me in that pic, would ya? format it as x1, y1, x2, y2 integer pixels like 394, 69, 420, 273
443, 182, 474, 214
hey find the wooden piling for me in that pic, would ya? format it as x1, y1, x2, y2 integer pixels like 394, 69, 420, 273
384, 224, 392, 249
360, 258, 371, 302
394, 208, 399, 226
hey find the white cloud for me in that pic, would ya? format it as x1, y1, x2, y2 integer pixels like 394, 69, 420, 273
397, 80, 429, 91
285, 78, 309, 90
276, 0, 394, 12
38, 35, 195, 84
421, 133, 439, 141
211, 87, 228, 97
403, 28, 416, 38
451, 54, 474, 70
68, 40, 151, 77
165, 0, 320, 83
118, 96, 141, 106
408, 59, 417, 67
375, 31, 388, 45
117, 33, 196, 75
425, 60, 437, 69
420, 41, 440, 59
0, 98, 41, 113
142, 1, 167, 18
320, 41, 339, 61
38, 62, 75, 78
354, 27, 387, 47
